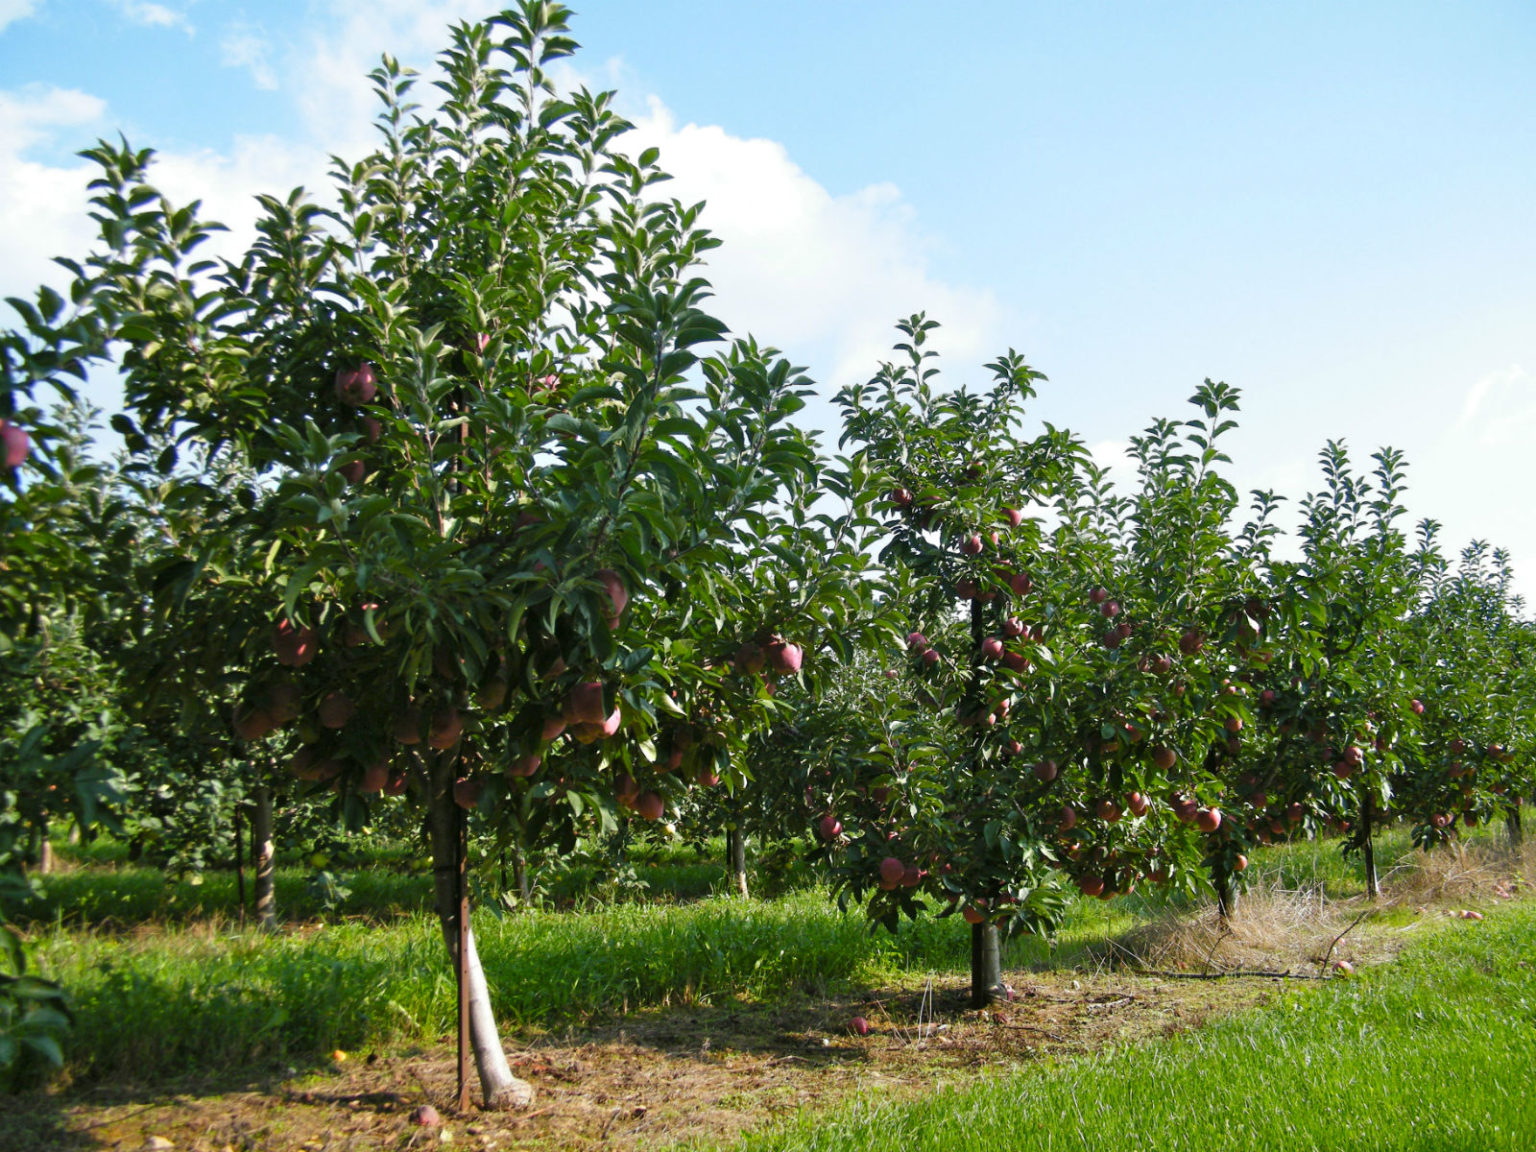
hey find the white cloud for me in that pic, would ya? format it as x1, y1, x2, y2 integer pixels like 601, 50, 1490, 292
1452, 364, 1534, 448
221, 24, 278, 91
0, 0, 37, 33
625, 99, 1005, 395
0, 86, 106, 301
108, 0, 192, 33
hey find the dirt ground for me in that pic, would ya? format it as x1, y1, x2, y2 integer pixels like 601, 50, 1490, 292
0, 963, 1344, 1152
7, 846, 1524, 1152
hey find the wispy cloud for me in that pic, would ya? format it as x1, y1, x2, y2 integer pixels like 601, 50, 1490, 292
107, 0, 193, 34
0, 0, 38, 34
220, 23, 277, 91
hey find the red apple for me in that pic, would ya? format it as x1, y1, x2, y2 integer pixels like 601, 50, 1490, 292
1034, 759, 1058, 783
1078, 875, 1105, 897
981, 637, 1004, 661
359, 761, 389, 793
233, 703, 277, 742
962, 904, 986, 925
850, 1015, 871, 1036
1096, 799, 1122, 823
1058, 805, 1078, 830
596, 568, 628, 628
891, 487, 913, 507
1088, 586, 1108, 605
335, 363, 378, 406
1002, 617, 1024, 639
1002, 507, 1024, 528
961, 534, 984, 555
452, 776, 481, 809
428, 707, 463, 750
318, 691, 355, 729
541, 715, 566, 741
1410, 699, 1425, 715
1008, 572, 1033, 596
1127, 792, 1149, 817
768, 641, 803, 673
922, 648, 941, 666
635, 791, 665, 821
273, 619, 317, 667
0, 420, 30, 468
1100, 599, 1120, 619
878, 856, 906, 886
1151, 747, 1177, 770
906, 630, 928, 651
1195, 807, 1222, 833
507, 753, 541, 778
565, 681, 607, 725
1233, 854, 1249, 873
1178, 628, 1203, 655
818, 815, 843, 840
335, 459, 366, 485
1225, 716, 1243, 733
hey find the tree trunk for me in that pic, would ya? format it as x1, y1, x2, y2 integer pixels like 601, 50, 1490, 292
1508, 806, 1524, 850
969, 921, 1003, 1007
251, 784, 277, 931
727, 825, 748, 898
36, 833, 53, 875
1360, 791, 1379, 900
427, 757, 533, 1110
512, 844, 530, 902
234, 804, 246, 922
1216, 868, 1239, 922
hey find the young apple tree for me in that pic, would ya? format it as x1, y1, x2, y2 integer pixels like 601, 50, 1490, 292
53, 4, 875, 1108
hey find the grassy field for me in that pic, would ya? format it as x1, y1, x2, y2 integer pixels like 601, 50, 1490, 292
4, 822, 1529, 1152
17, 823, 1508, 1086
726, 899, 1536, 1152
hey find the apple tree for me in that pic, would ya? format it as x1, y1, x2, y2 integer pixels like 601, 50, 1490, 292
1249, 444, 1420, 898
67, 3, 875, 1108
1395, 533, 1532, 847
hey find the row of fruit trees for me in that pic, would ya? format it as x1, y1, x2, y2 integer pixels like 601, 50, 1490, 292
1, 1, 1531, 1104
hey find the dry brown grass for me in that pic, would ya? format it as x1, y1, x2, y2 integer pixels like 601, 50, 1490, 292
1102, 838, 1531, 979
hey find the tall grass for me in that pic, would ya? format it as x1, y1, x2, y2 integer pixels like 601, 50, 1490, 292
36, 889, 969, 1083
726, 902, 1536, 1151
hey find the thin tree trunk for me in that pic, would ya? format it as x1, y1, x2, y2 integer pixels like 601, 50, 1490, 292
1216, 867, 1239, 923
37, 833, 53, 875
251, 784, 277, 931
427, 757, 533, 1110
513, 843, 530, 902
727, 825, 748, 898
1361, 791, 1379, 900
970, 921, 1003, 1007
234, 804, 246, 921
1508, 806, 1524, 850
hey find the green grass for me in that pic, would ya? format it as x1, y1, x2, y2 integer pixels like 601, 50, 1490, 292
723, 903, 1536, 1152
34, 888, 972, 1083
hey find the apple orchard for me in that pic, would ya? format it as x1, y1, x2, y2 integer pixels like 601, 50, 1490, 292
1, 2, 1531, 1107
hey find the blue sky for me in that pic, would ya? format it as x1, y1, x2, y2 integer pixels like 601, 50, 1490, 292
3, 1, 1535, 591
